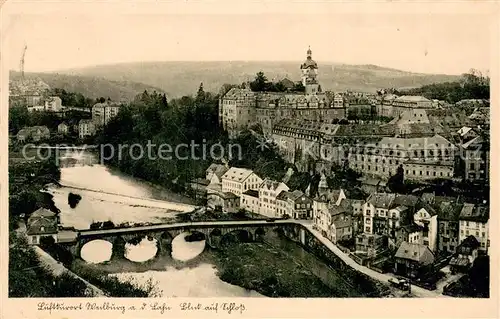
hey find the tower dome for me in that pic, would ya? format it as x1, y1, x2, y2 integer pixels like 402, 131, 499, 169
301, 46, 318, 69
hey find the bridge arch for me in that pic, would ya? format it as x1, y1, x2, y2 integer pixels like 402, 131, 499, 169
220, 229, 254, 247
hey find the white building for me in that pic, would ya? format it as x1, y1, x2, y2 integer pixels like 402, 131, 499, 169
44, 96, 63, 112
413, 207, 439, 253
258, 179, 289, 218
241, 190, 260, 214
458, 203, 489, 254
221, 167, 262, 197
58, 122, 69, 134
78, 119, 96, 138
92, 102, 121, 126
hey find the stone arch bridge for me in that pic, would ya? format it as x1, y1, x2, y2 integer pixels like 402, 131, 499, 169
63, 220, 307, 258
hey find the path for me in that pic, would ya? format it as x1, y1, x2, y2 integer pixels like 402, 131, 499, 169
296, 221, 447, 298
33, 246, 106, 297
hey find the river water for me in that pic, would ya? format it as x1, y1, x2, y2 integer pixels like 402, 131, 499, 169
51, 151, 263, 297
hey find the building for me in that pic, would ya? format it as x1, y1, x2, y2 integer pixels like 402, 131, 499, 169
391, 96, 433, 117
206, 163, 229, 185
394, 241, 435, 279
207, 191, 240, 213
16, 126, 50, 142
258, 179, 289, 217
460, 135, 489, 182
219, 48, 347, 138
421, 193, 462, 254
312, 188, 347, 227
26, 208, 59, 245
92, 101, 121, 126
44, 96, 63, 112
449, 235, 480, 273
79, 119, 96, 138
58, 122, 69, 134
362, 193, 396, 235
355, 233, 386, 257
413, 206, 439, 253
241, 190, 260, 214
276, 190, 312, 219
458, 203, 489, 254
328, 204, 353, 243
347, 134, 456, 181
221, 167, 263, 197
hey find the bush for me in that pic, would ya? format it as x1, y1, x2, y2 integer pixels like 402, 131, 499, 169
68, 192, 82, 208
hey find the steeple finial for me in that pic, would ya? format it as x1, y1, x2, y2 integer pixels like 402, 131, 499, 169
307, 46, 312, 59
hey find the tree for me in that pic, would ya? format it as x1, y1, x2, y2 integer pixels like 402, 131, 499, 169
250, 71, 268, 92
293, 82, 305, 93
195, 82, 206, 106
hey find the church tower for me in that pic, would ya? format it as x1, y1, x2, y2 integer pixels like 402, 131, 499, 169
300, 46, 319, 95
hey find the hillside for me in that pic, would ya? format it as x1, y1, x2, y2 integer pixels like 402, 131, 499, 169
9, 71, 166, 101
60, 61, 460, 98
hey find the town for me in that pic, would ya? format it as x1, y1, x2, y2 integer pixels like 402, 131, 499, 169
8, 46, 490, 299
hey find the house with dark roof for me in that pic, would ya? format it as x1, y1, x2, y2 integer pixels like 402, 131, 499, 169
459, 204, 489, 254
26, 208, 59, 245
449, 235, 480, 273
329, 211, 353, 244
207, 191, 240, 213
277, 190, 312, 219
362, 193, 395, 235
394, 241, 435, 278
206, 163, 229, 185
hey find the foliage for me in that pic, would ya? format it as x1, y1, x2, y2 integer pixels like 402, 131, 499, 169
51, 88, 94, 108
249, 72, 305, 93
9, 157, 61, 226
96, 87, 291, 195
9, 233, 88, 297
399, 69, 490, 104
68, 192, 82, 208
72, 264, 161, 297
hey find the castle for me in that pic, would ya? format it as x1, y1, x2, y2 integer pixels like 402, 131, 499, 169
219, 47, 346, 138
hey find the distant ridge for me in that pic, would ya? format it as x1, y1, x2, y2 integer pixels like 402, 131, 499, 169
55, 61, 460, 98
9, 71, 166, 101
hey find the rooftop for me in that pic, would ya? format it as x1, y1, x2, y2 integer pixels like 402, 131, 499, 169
367, 193, 396, 209
221, 167, 255, 183
395, 241, 435, 265
459, 203, 489, 223
242, 189, 259, 198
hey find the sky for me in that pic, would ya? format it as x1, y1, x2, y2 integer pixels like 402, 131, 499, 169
3, 6, 494, 75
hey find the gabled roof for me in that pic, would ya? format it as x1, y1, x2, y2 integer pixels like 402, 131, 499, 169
458, 235, 480, 250
221, 167, 255, 183
395, 241, 434, 265
392, 195, 419, 208
435, 201, 463, 221
462, 136, 484, 149
331, 213, 352, 229
400, 223, 424, 234
459, 203, 489, 223
29, 208, 56, 218
259, 179, 288, 192
367, 193, 395, 209
206, 163, 229, 179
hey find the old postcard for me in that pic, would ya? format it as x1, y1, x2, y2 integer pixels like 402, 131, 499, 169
1, 0, 498, 318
